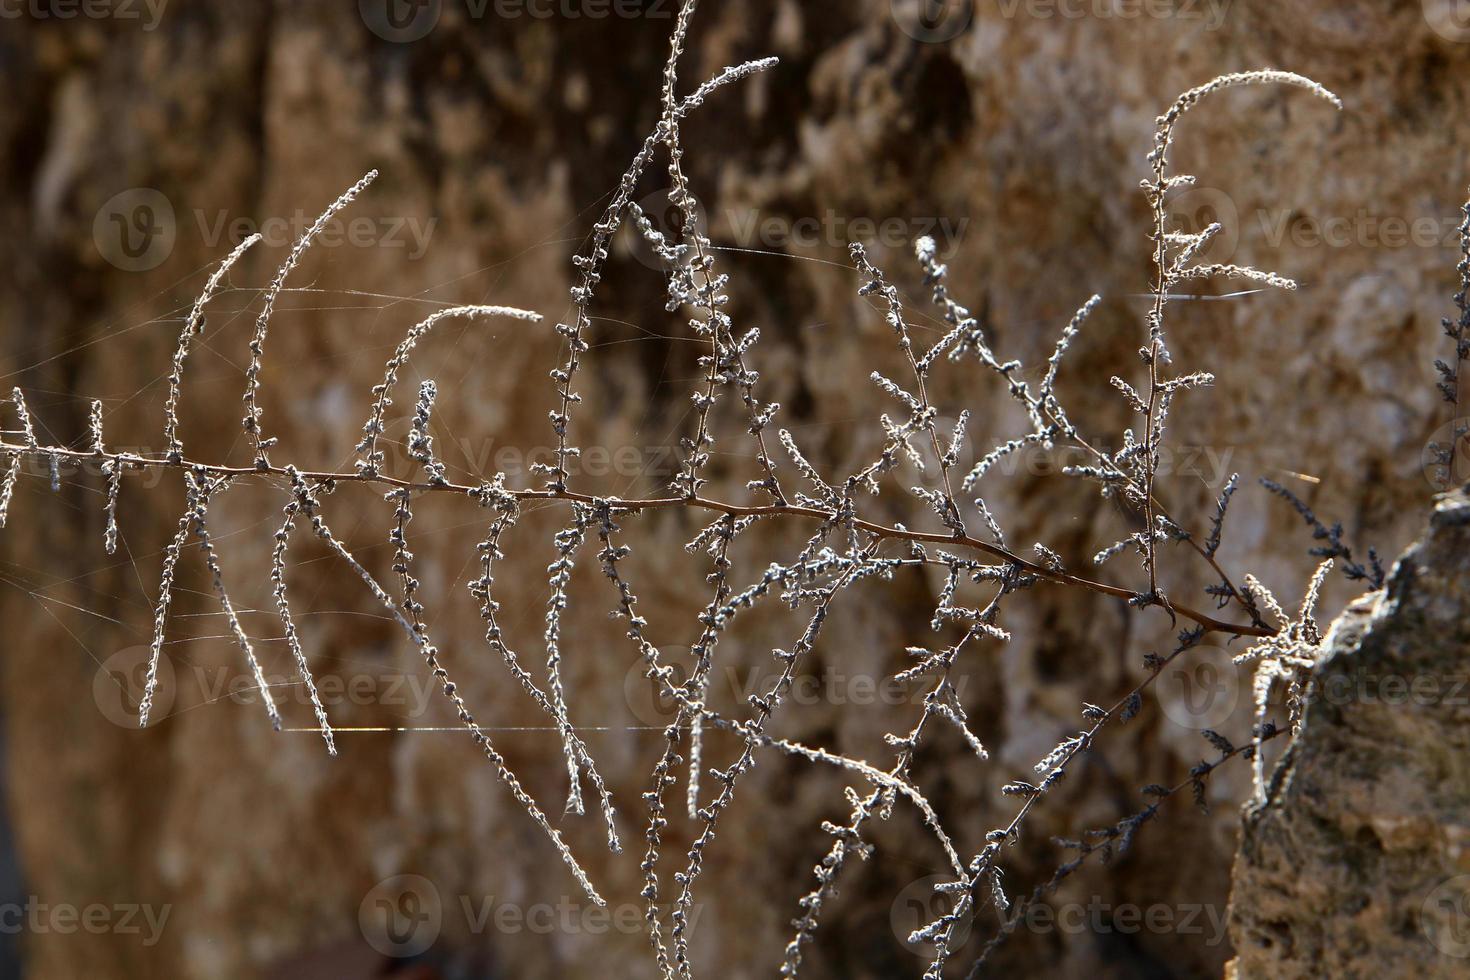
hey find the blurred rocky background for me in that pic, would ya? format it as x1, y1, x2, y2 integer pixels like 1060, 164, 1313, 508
0, 1, 1466, 977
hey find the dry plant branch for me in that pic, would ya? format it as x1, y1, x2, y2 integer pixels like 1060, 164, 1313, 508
5, 7, 1436, 978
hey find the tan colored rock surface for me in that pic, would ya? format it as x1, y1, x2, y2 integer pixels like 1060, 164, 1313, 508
1228, 490, 1470, 979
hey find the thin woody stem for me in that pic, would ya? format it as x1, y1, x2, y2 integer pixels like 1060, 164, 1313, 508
2, 439, 1272, 639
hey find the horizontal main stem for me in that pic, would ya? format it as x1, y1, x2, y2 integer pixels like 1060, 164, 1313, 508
0, 440, 1274, 639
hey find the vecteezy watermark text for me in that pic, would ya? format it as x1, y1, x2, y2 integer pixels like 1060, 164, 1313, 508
890, 876, 1227, 959
625, 657, 971, 728
0, 0, 167, 30
996, 0, 1232, 30
0, 898, 170, 946
359, 0, 674, 44
93, 188, 438, 272
94, 645, 447, 728
193, 209, 437, 260
359, 874, 702, 958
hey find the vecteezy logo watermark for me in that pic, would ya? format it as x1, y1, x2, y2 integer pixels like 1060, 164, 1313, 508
360, 875, 698, 957
890, 883, 1230, 957
192, 208, 438, 260
1258, 209, 1468, 251
369, 416, 679, 485
723, 210, 970, 259
92, 651, 444, 729
93, 189, 439, 272
93, 645, 175, 729
1153, 190, 1470, 268
921, 425, 1236, 489
360, 0, 673, 43
1424, 417, 1470, 493
890, 0, 974, 43
0, 898, 170, 945
360, 0, 441, 42
489, 0, 675, 21
891, 875, 973, 957
8, 450, 167, 491
1162, 186, 1240, 265
360, 875, 443, 958
457, 895, 671, 935
631, 188, 971, 273
0, 0, 168, 31
1308, 667, 1470, 710
1424, 0, 1470, 43
1011, 897, 1229, 945
1156, 189, 1470, 281
630, 188, 710, 273
995, 0, 1232, 30
623, 646, 693, 728
1156, 645, 1241, 731
624, 653, 969, 728
1421, 874, 1470, 958
93, 188, 176, 272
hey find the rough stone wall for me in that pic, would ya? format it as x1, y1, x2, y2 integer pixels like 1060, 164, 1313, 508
0, 2, 1465, 978
1227, 489, 1470, 979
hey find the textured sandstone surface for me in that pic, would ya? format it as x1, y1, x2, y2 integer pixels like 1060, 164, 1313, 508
0, 2, 1465, 978
1227, 490, 1470, 979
